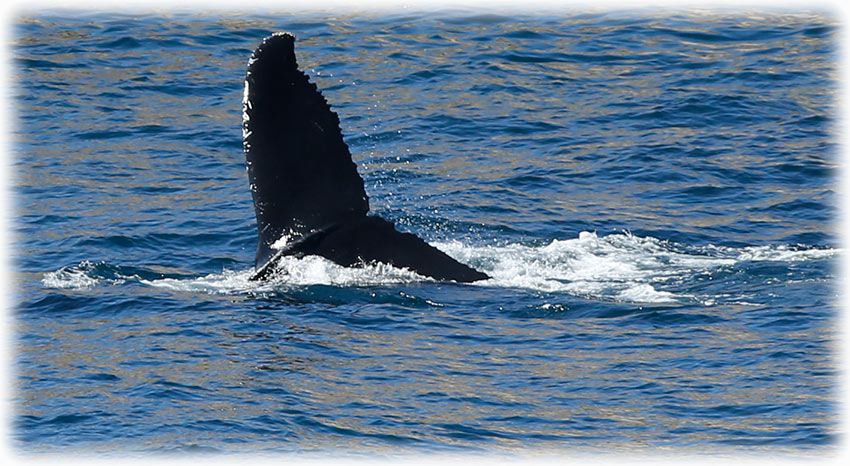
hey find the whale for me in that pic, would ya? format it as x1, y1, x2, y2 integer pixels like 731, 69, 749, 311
243, 33, 489, 282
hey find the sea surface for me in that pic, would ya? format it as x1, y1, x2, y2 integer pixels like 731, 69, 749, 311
10, 7, 841, 458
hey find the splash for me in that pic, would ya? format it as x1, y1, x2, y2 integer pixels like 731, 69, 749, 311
41, 260, 130, 290
142, 255, 429, 294
42, 232, 839, 305
434, 231, 739, 303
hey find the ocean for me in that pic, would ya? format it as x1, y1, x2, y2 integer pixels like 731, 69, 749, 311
11, 7, 841, 458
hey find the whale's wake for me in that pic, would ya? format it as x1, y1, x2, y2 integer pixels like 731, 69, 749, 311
43, 231, 838, 306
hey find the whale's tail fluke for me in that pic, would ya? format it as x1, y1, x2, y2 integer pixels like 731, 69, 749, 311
243, 33, 488, 283
243, 33, 369, 268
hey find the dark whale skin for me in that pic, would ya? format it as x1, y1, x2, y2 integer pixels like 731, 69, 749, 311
243, 33, 488, 283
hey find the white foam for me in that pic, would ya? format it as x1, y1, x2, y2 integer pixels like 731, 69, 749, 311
735, 244, 838, 262
269, 234, 292, 250
42, 232, 840, 305
616, 283, 678, 304
41, 268, 100, 290
257, 254, 429, 287
41, 261, 125, 290
433, 231, 838, 304
141, 255, 428, 294
140, 268, 256, 294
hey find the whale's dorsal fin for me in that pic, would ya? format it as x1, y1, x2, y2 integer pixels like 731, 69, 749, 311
243, 33, 489, 283
243, 33, 369, 267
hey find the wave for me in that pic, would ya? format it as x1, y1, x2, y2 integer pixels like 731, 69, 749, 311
42, 231, 839, 305
41, 260, 132, 290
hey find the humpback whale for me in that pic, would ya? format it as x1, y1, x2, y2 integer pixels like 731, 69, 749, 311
243, 33, 489, 282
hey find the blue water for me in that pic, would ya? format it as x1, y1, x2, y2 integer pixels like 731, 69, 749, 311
12, 8, 840, 457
